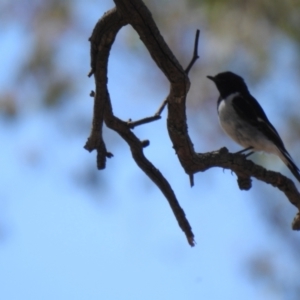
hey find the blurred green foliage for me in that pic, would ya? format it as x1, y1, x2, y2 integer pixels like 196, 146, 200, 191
2, 0, 300, 115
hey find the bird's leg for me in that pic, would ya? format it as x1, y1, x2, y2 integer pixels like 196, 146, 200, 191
235, 146, 254, 157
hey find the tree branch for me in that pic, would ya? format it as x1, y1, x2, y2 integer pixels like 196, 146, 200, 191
84, 8, 127, 169
85, 0, 300, 245
84, 4, 194, 246
185, 29, 200, 74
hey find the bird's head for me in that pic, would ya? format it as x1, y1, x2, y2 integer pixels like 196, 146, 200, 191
207, 71, 249, 98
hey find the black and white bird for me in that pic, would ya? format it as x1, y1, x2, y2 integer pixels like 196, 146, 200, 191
207, 71, 300, 182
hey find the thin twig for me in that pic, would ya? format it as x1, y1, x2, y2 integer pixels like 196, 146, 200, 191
185, 29, 200, 74
155, 99, 168, 116
126, 97, 167, 129
152, 30, 200, 119
127, 115, 161, 128
125, 30, 200, 124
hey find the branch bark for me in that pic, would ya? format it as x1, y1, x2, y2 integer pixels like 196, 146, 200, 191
85, 0, 300, 246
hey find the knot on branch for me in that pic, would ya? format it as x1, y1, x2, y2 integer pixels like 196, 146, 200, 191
97, 149, 113, 170
84, 137, 113, 170
237, 176, 252, 190
292, 213, 300, 230
141, 140, 150, 148
219, 147, 229, 155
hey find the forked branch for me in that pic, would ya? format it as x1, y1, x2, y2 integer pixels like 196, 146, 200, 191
85, 0, 300, 246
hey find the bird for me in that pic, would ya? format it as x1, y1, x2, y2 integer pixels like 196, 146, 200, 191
207, 71, 300, 182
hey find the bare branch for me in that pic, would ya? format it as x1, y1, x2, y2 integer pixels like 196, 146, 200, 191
126, 97, 168, 129
155, 99, 168, 116
127, 115, 161, 129
84, 8, 127, 169
85, 3, 195, 245
185, 29, 200, 74
189, 174, 194, 187
85, 0, 300, 245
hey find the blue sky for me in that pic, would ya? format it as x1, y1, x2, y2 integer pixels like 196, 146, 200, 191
0, 1, 299, 299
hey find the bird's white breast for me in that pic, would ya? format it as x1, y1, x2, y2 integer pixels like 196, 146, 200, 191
217, 93, 279, 155
217, 92, 242, 144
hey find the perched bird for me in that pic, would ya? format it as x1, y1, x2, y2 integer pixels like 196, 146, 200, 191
207, 71, 300, 182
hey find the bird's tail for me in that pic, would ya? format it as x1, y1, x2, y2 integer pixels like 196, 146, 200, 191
278, 148, 300, 182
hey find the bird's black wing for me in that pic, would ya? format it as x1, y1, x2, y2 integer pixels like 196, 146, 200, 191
231, 94, 285, 149
232, 93, 300, 182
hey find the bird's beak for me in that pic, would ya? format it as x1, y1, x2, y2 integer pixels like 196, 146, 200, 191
207, 75, 215, 82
